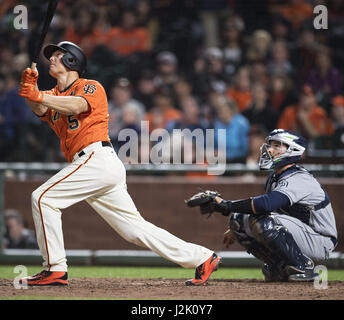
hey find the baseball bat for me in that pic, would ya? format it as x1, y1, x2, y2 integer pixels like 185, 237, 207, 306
31, 0, 59, 69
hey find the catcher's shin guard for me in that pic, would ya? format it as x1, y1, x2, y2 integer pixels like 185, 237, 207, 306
229, 213, 288, 281
249, 215, 318, 281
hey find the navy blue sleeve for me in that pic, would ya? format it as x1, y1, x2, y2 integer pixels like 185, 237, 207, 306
253, 191, 290, 214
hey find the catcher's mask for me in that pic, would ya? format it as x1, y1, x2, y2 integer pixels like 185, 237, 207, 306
259, 129, 307, 170
43, 41, 87, 76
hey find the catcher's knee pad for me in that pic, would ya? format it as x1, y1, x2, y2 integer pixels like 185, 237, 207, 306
248, 214, 283, 244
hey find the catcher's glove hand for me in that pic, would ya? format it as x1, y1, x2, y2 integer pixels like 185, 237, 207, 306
185, 190, 221, 216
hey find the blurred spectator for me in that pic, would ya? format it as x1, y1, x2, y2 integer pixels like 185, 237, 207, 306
173, 77, 193, 109
305, 47, 342, 103
220, 14, 245, 78
106, 8, 151, 56
145, 89, 181, 132
0, 73, 28, 161
328, 0, 344, 20
277, 85, 334, 139
3, 209, 39, 249
93, 2, 118, 32
291, 29, 321, 86
135, 0, 159, 48
213, 96, 250, 162
269, 73, 296, 114
108, 78, 145, 148
191, 47, 228, 101
251, 62, 269, 87
331, 95, 344, 150
0, 47, 14, 77
166, 95, 208, 133
198, 0, 229, 48
116, 101, 144, 164
278, 0, 313, 31
246, 30, 272, 64
226, 66, 252, 112
268, 40, 294, 77
154, 51, 179, 90
242, 83, 278, 133
246, 126, 268, 168
63, 8, 106, 57
270, 16, 293, 43
133, 69, 156, 111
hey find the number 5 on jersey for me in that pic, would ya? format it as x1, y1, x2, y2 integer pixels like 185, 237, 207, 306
68, 115, 79, 130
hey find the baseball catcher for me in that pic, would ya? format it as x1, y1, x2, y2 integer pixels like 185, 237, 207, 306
186, 129, 338, 282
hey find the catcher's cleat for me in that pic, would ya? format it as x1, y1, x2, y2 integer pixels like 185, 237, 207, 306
285, 256, 319, 282
285, 266, 319, 282
185, 253, 221, 286
19, 270, 68, 286
262, 264, 288, 282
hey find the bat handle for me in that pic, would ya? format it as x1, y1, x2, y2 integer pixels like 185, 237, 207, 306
31, 62, 37, 70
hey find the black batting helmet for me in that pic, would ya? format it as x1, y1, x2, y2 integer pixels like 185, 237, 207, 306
43, 41, 87, 76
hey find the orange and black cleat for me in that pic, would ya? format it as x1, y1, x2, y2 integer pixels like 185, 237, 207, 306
20, 270, 68, 286
185, 253, 222, 286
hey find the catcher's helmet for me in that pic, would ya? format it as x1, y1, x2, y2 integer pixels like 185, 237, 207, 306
259, 129, 307, 170
43, 41, 87, 76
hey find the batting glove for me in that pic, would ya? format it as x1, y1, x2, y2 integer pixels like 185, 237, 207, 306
19, 83, 44, 103
21, 68, 38, 86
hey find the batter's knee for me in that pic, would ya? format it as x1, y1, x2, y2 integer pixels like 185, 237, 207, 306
31, 187, 42, 207
31, 186, 52, 210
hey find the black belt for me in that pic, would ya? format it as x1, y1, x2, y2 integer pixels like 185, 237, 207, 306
78, 141, 113, 157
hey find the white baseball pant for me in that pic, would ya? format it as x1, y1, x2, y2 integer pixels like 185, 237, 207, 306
31, 141, 213, 271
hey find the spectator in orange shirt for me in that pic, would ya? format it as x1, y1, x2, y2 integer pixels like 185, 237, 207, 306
277, 85, 334, 139
226, 66, 252, 112
279, 0, 313, 31
105, 8, 151, 56
145, 88, 181, 132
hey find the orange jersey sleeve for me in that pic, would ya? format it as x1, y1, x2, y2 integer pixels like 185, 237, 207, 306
38, 79, 110, 162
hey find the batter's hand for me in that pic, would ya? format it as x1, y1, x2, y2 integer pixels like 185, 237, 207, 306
223, 229, 236, 248
21, 67, 39, 86
19, 83, 44, 103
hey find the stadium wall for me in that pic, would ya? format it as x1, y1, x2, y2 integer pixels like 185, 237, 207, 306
3, 176, 344, 253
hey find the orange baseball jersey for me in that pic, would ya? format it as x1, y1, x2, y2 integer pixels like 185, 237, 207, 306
39, 78, 110, 162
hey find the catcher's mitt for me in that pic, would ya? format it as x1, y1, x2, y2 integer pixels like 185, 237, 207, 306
185, 190, 221, 216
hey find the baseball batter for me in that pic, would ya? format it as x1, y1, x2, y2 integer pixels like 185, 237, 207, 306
18, 41, 221, 286
187, 129, 338, 281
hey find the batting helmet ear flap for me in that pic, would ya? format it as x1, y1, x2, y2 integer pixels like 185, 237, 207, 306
62, 52, 78, 69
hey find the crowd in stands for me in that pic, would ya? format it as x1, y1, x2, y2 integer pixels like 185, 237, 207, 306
1, 0, 344, 165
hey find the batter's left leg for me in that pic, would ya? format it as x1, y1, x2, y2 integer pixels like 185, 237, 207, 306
86, 184, 214, 269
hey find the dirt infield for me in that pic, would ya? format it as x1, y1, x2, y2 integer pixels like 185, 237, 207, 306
1, 278, 343, 300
